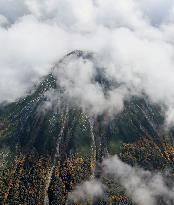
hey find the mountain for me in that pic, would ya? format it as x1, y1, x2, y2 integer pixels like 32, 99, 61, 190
0, 51, 174, 205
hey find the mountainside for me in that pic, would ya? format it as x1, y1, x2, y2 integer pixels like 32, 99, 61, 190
0, 51, 174, 205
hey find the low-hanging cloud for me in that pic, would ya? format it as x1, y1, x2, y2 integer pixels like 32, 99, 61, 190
53, 52, 128, 116
69, 155, 174, 204
68, 179, 104, 203
1, 0, 174, 124
103, 155, 174, 205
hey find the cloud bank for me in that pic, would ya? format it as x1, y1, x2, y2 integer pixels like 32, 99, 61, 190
1, 0, 174, 124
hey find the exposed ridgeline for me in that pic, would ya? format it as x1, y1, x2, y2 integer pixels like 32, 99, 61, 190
0, 51, 174, 205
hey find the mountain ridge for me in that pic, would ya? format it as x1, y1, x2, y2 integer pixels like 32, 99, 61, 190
0, 51, 174, 205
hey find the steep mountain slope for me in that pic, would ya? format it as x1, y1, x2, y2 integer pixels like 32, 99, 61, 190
0, 51, 174, 205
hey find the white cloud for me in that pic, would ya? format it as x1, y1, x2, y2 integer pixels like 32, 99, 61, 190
68, 179, 104, 203
68, 155, 174, 204
103, 155, 174, 205
137, 0, 174, 25
0, 14, 9, 27
53, 53, 127, 115
0, 0, 174, 125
